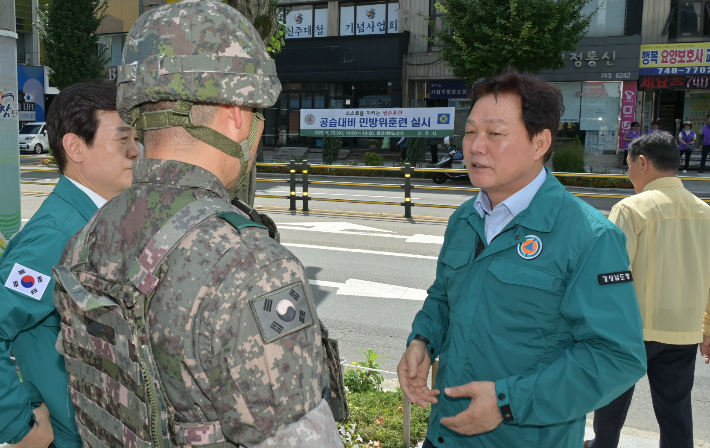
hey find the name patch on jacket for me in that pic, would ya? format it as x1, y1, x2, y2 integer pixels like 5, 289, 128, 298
250, 282, 313, 344
4, 263, 50, 300
598, 271, 633, 285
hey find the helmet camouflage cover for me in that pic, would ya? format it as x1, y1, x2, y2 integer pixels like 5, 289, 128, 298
116, 0, 281, 187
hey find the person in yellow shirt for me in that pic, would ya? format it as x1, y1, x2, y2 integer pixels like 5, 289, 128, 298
586, 132, 710, 448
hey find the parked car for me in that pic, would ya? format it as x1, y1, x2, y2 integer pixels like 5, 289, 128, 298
18, 122, 48, 154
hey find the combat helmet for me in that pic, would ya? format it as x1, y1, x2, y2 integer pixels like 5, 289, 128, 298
116, 0, 281, 188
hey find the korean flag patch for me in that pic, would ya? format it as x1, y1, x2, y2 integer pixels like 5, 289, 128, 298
4, 263, 50, 300
250, 282, 313, 344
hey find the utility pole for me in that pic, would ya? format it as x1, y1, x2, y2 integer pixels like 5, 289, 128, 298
0, 0, 21, 256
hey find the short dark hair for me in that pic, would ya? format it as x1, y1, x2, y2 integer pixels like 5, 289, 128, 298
469, 69, 564, 163
628, 132, 680, 172
46, 80, 118, 174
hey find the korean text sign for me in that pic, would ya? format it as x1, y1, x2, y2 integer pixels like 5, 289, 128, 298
300, 108, 455, 137
639, 43, 710, 75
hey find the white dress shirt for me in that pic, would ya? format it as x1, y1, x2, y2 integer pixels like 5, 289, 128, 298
66, 176, 108, 208
474, 167, 547, 244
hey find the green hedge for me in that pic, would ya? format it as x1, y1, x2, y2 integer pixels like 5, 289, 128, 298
551, 138, 585, 173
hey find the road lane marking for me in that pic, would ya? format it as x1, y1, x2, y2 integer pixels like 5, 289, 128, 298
284, 243, 438, 260
406, 234, 444, 244
310, 278, 428, 301
278, 222, 444, 245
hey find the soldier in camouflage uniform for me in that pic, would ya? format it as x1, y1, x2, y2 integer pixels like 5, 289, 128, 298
52, 1, 342, 446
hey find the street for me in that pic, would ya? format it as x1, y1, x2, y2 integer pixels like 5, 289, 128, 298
14, 163, 710, 446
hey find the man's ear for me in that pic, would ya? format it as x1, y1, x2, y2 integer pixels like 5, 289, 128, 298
532, 129, 552, 162
637, 155, 649, 172
213, 105, 245, 142
62, 133, 86, 164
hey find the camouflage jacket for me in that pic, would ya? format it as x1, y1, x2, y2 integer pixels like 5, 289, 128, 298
55, 159, 327, 446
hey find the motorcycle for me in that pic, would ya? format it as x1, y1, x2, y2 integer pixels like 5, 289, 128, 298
432, 140, 468, 184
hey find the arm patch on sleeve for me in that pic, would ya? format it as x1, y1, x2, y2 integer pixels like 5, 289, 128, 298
4, 263, 50, 300
249, 282, 313, 344
598, 271, 633, 285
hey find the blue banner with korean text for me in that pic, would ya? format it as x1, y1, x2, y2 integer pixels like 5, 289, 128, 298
300, 108, 455, 137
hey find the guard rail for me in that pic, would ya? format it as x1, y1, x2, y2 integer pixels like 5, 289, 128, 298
257, 160, 710, 218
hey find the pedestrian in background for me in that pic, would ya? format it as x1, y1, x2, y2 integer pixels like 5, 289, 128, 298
587, 132, 710, 448
0, 81, 140, 448
678, 121, 696, 173
429, 136, 440, 164
621, 122, 642, 169
648, 120, 663, 134
397, 136, 408, 161
698, 115, 710, 173
397, 70, 646, 448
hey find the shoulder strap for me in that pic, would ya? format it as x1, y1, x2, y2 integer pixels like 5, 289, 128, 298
52, 265, 119, 311
128, 197, 236, 296
218, 211, 267, 232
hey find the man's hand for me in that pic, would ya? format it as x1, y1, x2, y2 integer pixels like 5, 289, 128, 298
440, 381, 502, 436
700, 335, 710, 364
397, 340, 439, 408
11, 403, 54, 448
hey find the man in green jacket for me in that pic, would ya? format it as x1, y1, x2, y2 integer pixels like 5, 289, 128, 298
0, 81, 140, 448
397, 70, 647, 448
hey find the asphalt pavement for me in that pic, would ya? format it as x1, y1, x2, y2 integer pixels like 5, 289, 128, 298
12, 160, 710, 447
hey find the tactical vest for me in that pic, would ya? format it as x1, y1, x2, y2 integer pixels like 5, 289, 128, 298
53, 195, 344, 448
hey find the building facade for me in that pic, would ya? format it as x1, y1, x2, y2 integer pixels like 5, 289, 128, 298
92, 0, 710, 159
637, 0, 710, 139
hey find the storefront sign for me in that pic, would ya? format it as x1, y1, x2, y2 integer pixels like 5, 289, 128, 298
569, 50, 617, 68
639, 43, 710, 76
286, 8, 328, 39
300, 107, 455, 137
429, 80, 468, 99
619, 81, 637, 150
537, 36, 640, 82
340, 3, 398, 36
638, 75, 710, 90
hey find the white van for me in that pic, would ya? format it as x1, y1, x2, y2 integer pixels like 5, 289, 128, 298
18, 122, 49, 154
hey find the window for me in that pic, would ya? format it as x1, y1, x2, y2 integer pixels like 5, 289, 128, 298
665, 1, 710, 38
97, 34, 126, 67
428, 0, 449, 50
339, 1, 399, 36
581, 0, 626, 37
281, 4, 328, 39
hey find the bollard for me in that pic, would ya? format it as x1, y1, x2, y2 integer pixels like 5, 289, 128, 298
289, 160, 297, 211
429, 357, 439, 424
402, 163, 413, 218
403, 395, 412, 448
302, 160, 310, 211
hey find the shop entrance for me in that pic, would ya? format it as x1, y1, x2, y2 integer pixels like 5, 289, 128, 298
656, 91, 685, 136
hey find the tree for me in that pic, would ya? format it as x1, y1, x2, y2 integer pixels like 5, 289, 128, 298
321, 134, 342, 165
406, 138, 427, 167
227, 0, 287, 56
37, 0, 108, 90
428, 0, 595, 85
